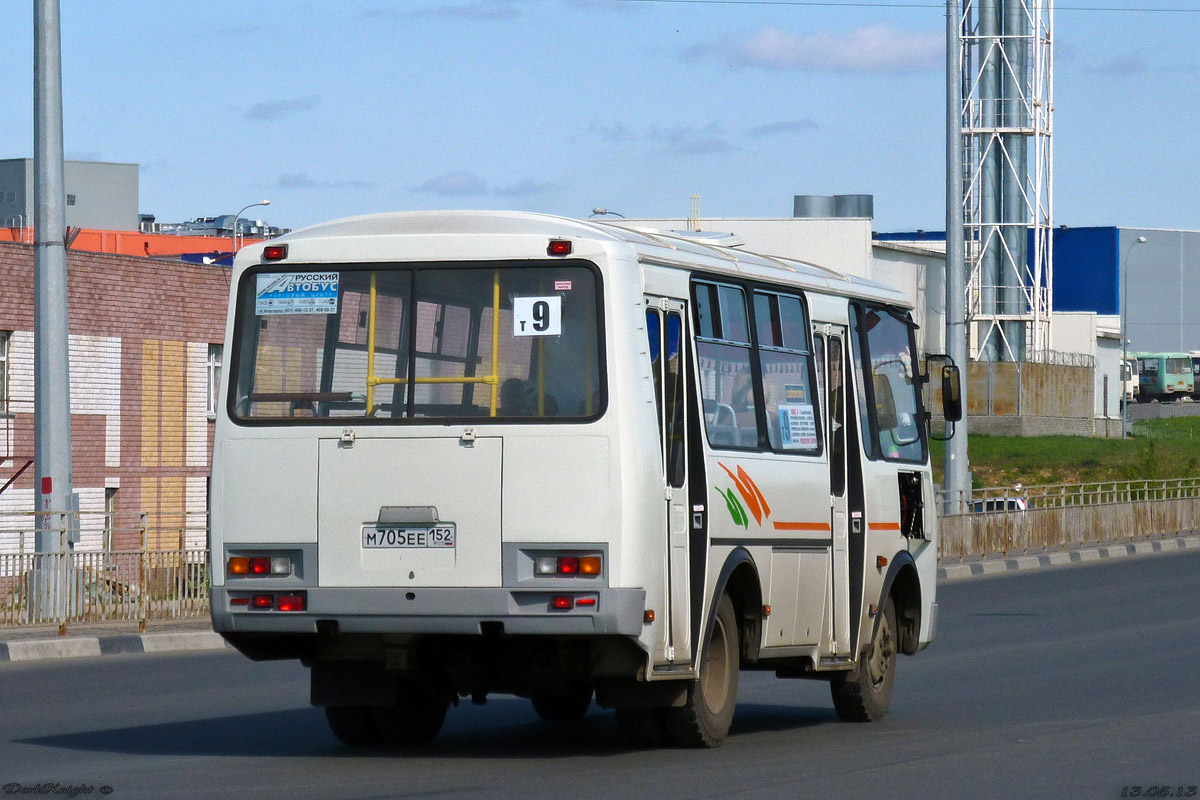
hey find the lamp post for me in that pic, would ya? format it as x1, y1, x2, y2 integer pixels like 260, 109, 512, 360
588, 207, 624, 218
1121, 235, 1147, 440
232, 199, 270, 254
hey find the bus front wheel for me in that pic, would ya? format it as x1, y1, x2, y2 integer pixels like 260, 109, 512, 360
831, 596, 897, 722
663, 594, 740, 747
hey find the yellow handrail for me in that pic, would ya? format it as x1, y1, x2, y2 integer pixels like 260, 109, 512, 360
366, 271, 378, 413
362, 269, 503, 417
490, 269, 499, 417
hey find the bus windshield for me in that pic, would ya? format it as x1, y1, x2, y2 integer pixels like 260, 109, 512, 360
229, 262, 603, 422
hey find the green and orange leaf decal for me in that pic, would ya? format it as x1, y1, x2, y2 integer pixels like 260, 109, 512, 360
717, 486, 749, 529
717, 462, 771, 526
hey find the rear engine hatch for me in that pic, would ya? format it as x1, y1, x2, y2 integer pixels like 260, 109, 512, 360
317, 436, 501, 588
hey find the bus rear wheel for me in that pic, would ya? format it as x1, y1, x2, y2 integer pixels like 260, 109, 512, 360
663, 594, 740, 748
371, 680, 449, 746
531, 682, 593, 721
831, 596, 897, 722
324, 705, 380, 747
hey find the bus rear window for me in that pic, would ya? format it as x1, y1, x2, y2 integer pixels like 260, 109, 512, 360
229, 262, 603, 422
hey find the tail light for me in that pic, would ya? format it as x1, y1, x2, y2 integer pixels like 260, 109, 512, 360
277, 594, 306, 612
252, 594, 273, 609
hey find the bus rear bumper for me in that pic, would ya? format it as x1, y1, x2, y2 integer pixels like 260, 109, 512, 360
211, 586, 647, 637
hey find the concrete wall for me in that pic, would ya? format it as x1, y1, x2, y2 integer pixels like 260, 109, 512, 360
0, 241, 229, 552
965, 359, 1107, 437
940, 490, 1200, 558
0, 159, 139, 232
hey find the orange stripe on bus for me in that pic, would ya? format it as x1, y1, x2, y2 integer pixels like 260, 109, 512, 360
870, 522, 902, 531
772, 521, 831, 532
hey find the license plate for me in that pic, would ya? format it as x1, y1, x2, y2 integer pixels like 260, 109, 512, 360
362, 523, 456, 549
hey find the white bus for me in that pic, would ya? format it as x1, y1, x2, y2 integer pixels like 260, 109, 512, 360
210, 211, 962, 748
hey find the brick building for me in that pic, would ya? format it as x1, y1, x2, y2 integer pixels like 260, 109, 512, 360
0, 240, 229, 552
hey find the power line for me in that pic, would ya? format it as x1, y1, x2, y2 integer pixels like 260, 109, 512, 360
614, 0, 1200, 12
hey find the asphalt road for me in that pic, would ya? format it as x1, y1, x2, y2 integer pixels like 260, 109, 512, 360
2, 551, 1198, 800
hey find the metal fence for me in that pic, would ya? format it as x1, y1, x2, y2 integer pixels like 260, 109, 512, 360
937, 478, 1200, 558
0, 510, 209, 629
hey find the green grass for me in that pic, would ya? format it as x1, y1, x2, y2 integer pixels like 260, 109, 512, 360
930, 416, 1200, 488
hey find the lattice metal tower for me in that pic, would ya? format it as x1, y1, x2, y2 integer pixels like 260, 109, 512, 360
960, 0, 1053, 361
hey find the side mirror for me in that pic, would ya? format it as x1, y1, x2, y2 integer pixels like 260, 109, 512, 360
873, 374, 899, 430
941, 364, 963, 422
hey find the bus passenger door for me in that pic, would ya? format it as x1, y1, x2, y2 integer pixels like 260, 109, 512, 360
819, 327, 853, 657
646, 298, 693, 665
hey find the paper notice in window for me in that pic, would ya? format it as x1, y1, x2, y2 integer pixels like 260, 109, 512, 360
778, 404, 818, 449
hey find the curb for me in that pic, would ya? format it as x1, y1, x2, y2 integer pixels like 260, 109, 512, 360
1, 631, 228, 664
937, 533, 1200, 583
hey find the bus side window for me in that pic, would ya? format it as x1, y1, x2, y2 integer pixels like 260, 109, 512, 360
693, 281, 759, 450
754, 290, 819, 454
646, 309, 665, 470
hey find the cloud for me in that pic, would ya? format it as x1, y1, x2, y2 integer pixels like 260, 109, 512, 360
1085, 53, 1146, 77
650, 123, 736, 156
493, 179, 559, 197
364, 0, 522, 20
414, 171, 490, 196
581, 121, 637, 144
745, 119, 819, 138
686, 24, 943, 74
243, 94, 320, 121
277, 173, 375, 189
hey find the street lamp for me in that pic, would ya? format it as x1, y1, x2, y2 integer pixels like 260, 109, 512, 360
1120, 235, 1148, 440
232, 199, 270, 254
589, 207, 624, 218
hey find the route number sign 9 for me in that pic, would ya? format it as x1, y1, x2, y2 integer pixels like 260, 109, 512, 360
512, 296, 562, 337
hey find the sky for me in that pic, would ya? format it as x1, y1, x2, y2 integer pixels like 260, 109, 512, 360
0, 0, 1197, 234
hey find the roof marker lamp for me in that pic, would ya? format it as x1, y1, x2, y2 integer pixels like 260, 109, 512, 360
547, 239, 572, 256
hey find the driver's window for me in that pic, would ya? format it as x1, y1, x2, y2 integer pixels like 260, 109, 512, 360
855, 305, 925, 462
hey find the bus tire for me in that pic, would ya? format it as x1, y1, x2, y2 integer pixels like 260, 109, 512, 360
615, 708, 670, 748
531, 682, 593, 721
324, 705, 379, 747
371, 681, 448, 746
831, 596, 897, 722
663, 594, 739, 748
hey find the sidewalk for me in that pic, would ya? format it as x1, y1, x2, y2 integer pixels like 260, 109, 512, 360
4, 531, 1198, 663
0, 617, 224, 663
936, 531, 1200, 581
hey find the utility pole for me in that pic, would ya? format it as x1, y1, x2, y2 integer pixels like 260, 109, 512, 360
33, 0, 76, 621
945, 0, 970, 513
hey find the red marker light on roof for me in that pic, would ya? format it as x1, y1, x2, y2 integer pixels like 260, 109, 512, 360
547, 239, 571, 256
263, 244, 288, 261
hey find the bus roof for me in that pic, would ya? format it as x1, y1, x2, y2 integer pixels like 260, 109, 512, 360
259, 210, 911, 308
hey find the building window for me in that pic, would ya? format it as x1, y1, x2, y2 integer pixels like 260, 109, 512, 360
103, 488, 117, 551
0, 330, 10, 414
207, 344, 223, 418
